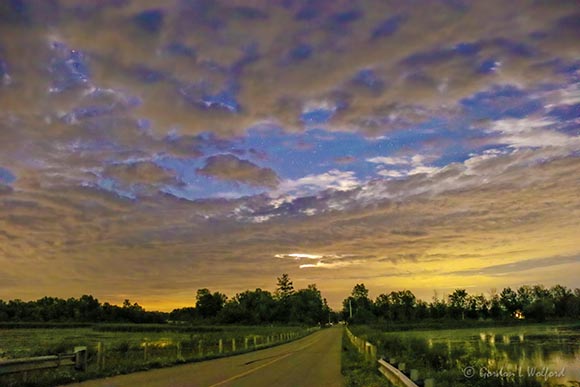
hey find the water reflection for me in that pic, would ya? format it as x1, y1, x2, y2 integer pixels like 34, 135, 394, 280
430, 326, 580, 384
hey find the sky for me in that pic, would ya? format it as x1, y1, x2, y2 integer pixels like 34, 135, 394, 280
0, 0, 579, 311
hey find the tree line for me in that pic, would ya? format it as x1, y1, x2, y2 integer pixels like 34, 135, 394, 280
342, 283, 580, 324
3, 279, 577, 325
0, 295, 166, 323
0, 274, 333, 325
169, 274, 333, 325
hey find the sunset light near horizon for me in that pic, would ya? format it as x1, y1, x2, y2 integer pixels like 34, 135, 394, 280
0, 0, 579, 312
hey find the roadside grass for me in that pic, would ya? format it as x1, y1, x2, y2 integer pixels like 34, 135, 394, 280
0, 325, 314, 387
342, 333, 390, 387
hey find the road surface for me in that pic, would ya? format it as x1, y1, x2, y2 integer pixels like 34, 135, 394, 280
66, 326, 343, 387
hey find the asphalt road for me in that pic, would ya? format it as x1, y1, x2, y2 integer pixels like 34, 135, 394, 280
65, 326, 344, 387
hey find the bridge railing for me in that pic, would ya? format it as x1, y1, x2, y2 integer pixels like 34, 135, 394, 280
345, 327, 377, 363
0, 346, 87, 375
345, 328, 435, 387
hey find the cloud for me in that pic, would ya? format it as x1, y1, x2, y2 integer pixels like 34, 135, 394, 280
450, 255, 580, 277
486, 117, 580, 149
1, 1, 577, 140
273, 169, 360, 198
0, 185, 13, 195
0, 0, 579, 310
367, 156, 411, 165
275, 253, 324, 260
335, 156, 356, 164
103, 161, 176, 187
369, 154, 439, 178
299, 260, 361, 269
376, 169, 406, 178
275, 252, 366, 269
198, 154, 279, 188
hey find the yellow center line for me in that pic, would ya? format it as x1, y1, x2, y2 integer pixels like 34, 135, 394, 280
207, 337, 321, 387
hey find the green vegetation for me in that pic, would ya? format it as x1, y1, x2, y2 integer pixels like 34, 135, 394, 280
342, 283, 580, 324
341, 333, 389, 387
0, 296, 166, 324
341, 282, 580, 387
350, 323, 580, 387
171, 275, 336, 325
0, 274, 337, 326
0, 325, 312, 387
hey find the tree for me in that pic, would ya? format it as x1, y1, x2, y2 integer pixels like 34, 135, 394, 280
448, 289, 469, 320
275, 274, 295, 300
196, 288, 227, 319
516, 285, 534, 312
290, 284, 325, 325
374, 294, 391, 320
352, 283, 369, 300
274, 274, 295, 323
343, 284, 374, 323
221, 288, 276, 324
550, 285, 572, 317
169, 307, 197, 322
429, 292, 447, 319
524, 298, 554, 322
390, 290, 416, 321
471, 294, 490, 319
500, 287, 520, 316
489, 289, 503, 319
532, 285, 550, 300
415, 300, 429, 319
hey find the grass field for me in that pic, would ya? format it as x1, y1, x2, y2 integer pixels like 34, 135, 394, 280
0, 324, 311, 387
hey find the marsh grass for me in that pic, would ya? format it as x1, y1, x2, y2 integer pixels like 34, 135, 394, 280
350, 323, 580, 387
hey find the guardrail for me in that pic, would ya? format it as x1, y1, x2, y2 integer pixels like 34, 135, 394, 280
345, 327, 377, 363
0, 346, 87, 375
378, 358, 437, 387
346, 328, 435, 387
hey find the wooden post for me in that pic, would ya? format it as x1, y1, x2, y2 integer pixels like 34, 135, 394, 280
176, 342, 182, 360
244, 337, 249, 350
198, 340, 203, 357
410, 369, 420, 381
101, 343, 106, 370
253, 336, 257, 348
97, 342, 103, 371
74, 346, 88, 371
218, 339, 223, 354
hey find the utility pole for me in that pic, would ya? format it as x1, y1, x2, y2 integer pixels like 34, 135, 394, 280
349, 298, 353, 319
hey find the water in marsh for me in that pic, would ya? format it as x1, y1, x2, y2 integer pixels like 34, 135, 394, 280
368, 324, 580, 386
